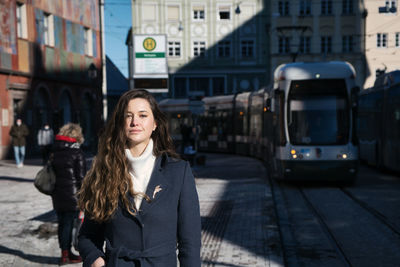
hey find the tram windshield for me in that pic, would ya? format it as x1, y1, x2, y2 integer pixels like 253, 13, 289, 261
288, 79, 349, 145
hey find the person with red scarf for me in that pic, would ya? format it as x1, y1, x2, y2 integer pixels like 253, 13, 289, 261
51, 123, 86, 265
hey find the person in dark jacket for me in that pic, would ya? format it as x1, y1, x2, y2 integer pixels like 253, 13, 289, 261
9, 118, 29, 168
78, 89, 201, 267
52, 123, 86, 265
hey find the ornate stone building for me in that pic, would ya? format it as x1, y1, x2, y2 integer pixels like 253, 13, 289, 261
129, 0, 270, 98
0, 0, 103, 159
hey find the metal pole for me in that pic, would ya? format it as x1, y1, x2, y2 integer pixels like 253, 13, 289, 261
99, 0, 108, 121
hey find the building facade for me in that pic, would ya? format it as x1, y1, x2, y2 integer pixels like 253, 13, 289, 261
0, 0, 103, 159
364, 0, 400, 88
270, 0, 367, 87
130, 0, 270, 98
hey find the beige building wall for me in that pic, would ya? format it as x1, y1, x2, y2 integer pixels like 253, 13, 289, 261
364, 0, 400, 88
270, 0, 366, 87
131, 0, 269, 98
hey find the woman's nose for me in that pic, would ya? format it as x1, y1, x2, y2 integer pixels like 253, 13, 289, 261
130, 116, 138, 126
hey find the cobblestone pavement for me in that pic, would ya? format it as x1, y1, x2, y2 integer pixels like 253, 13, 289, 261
0, 154, 284, 267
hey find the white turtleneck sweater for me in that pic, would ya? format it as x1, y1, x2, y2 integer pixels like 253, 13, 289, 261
125, 139, 156, 210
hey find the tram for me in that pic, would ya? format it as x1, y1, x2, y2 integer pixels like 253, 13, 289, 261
160, 61, 359, 182
357, 70, 400, 173
158, 98, 192, 146
266, 61, 359, 181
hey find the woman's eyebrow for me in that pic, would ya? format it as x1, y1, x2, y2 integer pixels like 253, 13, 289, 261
125, 110, 149, 115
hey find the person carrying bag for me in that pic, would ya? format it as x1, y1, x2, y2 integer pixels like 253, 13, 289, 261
34, 155, 56, 195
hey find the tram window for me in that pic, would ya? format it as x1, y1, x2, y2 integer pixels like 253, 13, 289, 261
290, 79, 347, 97
288, 98, 349, 145
288, 79, 350, 145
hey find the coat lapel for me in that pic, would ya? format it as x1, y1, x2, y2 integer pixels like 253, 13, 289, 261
138, 155, 170, 215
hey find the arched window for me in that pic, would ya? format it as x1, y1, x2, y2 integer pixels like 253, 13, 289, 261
81, 93, 94, 150
59, 90, 72, 125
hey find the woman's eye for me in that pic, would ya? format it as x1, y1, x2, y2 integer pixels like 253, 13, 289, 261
140, 114, 147, 118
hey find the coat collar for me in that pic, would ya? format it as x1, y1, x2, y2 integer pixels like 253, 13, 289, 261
135, 153, 178, 216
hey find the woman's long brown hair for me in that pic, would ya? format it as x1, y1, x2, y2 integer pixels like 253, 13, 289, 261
78, 89, 178, 222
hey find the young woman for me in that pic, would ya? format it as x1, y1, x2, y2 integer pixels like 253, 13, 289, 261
78, 89, 201, 267
51, 123, 86, 265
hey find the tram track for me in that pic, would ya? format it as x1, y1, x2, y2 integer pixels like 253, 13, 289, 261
270, 177, 400, 266
298, 188, 353, 267
293, 184, 400, 267
339, 187, 400, 238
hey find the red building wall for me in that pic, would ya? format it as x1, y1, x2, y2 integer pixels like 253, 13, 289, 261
0, 0, 103, 159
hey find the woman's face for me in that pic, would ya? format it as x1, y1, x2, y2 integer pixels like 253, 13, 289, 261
124, 98, 157, 150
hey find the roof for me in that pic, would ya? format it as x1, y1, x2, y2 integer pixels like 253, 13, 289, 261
106, 56, 129, 96
274, 61, 356, 81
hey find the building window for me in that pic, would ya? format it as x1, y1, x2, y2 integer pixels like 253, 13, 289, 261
190, 77, 210, 96
396, 33, 400, 47
321, 0, 333, 15
377, 33, 388, 47
342, 0, 354, 14
193, 5, 205, 21
84, 27, 93, 56
299, 0, 311, 16
43, 13, 54, 46
387, 1, 398, 12
174, 77, 187, 98
143, 4, 156, 21
168, 41, 181, 57
278, 37, 291, 54
299, 36, 311, 53
217, 41, 231, 58
321, 36, 332, 53
193, 41, 206, 57
16, 3, 27, 39
278, 1, 290, 16
384, 0, 397, 10
342, 35, 353, 52
213, 77, 225, 95
167, 5, 180, 21
241, 40, 255, 57
218, 6, 231, 20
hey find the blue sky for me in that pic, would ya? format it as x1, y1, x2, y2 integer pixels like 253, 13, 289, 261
104, 0, 132, 78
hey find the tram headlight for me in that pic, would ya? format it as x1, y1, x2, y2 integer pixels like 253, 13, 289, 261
337, 153, 348, 159
290, 149, 296, 155
292, 154, 297, 159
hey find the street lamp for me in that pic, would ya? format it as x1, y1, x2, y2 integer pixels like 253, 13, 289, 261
88, 63, 97, 79
235, 2, 242, 14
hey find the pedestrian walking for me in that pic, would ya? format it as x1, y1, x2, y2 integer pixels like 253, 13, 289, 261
51, 123, 86, 265
9, 118, 29, 168
37, 123, 54, 164
78, 89, 201, 267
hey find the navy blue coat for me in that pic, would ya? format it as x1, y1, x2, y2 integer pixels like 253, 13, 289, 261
78, 155, 201, 267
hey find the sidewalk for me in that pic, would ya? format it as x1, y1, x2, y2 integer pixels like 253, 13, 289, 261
193, 154, 283, 267
0, 154, 284, 267
0, 159, 80, 267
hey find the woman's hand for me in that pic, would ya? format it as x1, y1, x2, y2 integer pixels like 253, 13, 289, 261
91, 257, 105, 267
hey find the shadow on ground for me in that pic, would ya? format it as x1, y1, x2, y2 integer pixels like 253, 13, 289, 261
0, 245, 59, 265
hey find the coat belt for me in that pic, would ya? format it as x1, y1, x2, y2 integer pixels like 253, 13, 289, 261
105, 239, 177, 267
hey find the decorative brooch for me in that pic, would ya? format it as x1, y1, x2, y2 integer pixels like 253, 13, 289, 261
153, 185, 162, 199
